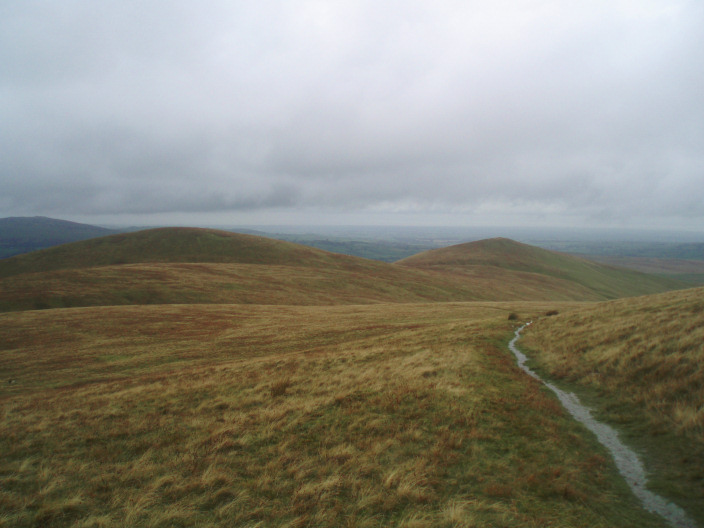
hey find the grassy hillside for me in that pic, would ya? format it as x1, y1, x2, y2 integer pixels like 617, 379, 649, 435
3, 230, 685, 312
0, 262, 495, 312
0, 227, 368, 278
1, 228, 486, 311
0, 302, 669, 527
521, 286, 704, 524
398, 237, 685, 300
0, 216, 116, 259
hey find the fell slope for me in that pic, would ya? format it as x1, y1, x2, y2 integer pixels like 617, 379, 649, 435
521, 286, 704, 523
0, 227, 365, 278
0, 302, 666, 527
398, 237, 685, 300
0, 228, 493, 311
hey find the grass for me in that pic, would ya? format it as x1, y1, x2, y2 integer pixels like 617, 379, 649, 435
0, 260, 624, 314
0, 261, 496, 313
0, 301, 668, 527
521, 286, 704, 524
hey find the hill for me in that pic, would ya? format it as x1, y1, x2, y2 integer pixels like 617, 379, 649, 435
0, 228, 499, 311
522, 286, 704, 523
398, 237, 685, 300
0, 216, 116, 258
0, 230, 688, 312
0, 227, 362, 278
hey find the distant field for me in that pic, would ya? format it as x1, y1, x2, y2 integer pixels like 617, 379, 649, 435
0, 302, 669, 527
580, 255, 704, 284
526, 240, 704, 261
522, 286, 704, 525
265, 235, 436, 262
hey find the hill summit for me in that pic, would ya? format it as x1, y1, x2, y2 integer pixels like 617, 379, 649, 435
0, 227, 490, 311
398, 237, 685, 299
0, 227, 366, 278
0, 229, 686, 311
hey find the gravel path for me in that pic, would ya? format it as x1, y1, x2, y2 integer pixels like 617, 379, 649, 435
509, 324, 697, 528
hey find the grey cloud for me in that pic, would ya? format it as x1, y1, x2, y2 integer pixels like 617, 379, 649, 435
1, 1, 703, 228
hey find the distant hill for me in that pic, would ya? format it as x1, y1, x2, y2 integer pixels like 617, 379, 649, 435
398, 237, 686, 300
0, 227, 494, 311
0, 216, 117, 258
0, 230, 686, 311
0, 227, 373, 278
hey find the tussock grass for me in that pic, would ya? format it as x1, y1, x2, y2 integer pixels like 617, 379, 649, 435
523, 286, 704, 523
0, 302, 667, 527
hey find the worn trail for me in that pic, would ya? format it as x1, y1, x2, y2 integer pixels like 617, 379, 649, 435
509, 325, 697, 528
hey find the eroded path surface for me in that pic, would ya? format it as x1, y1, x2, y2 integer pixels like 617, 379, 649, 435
509, 325, 697, 528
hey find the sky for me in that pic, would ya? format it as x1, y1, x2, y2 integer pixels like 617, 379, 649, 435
1, 1, 703, 230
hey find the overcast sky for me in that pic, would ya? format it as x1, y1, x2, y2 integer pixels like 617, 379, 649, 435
1, 1, 703, 230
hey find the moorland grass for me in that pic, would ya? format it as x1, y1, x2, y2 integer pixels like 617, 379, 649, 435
0, 302, 668, 527
0, 228, 361, 278
0, 258, 626, 314
522, 286, 704, 524
0, 262, 495, 312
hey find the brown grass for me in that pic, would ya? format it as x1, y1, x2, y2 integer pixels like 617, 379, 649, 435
522, 286, 704, 521
0, 301, 665, 527
523, 287, 704, 436
0, 261, 622, 315
0, 260, 653, 314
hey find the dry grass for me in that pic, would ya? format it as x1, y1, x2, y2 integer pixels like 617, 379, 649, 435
522, 286, 704, 522
0, 301, 665, 527
0, 261, 487, 312
0, 260, 620, 315
0, 260, 654, 314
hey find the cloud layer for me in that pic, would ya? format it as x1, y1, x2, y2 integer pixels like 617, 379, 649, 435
2, 1, 703, 228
